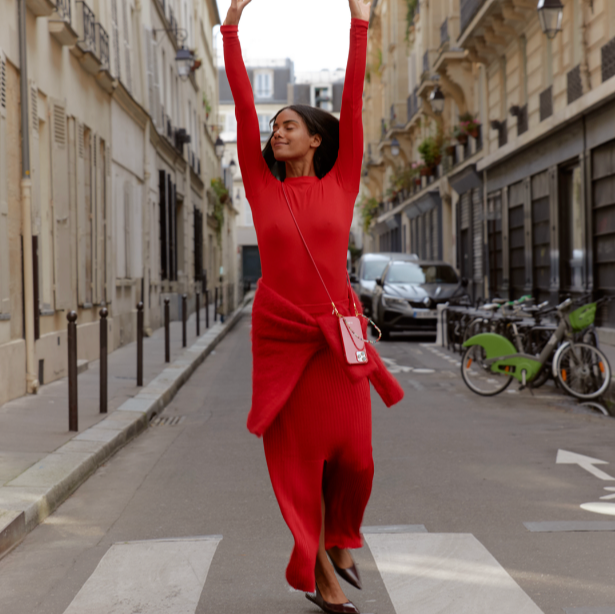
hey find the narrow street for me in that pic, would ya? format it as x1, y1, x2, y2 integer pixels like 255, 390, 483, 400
1, 308, 614, 614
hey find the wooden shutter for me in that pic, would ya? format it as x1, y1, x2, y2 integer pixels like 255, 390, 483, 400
94, 135, 104, 304
50, 99, 72, 310
124, 181, 132, 278
76, 121, 87, 305
122, 0, 132, 92
105, 144, 112, 302
0, 48, 9, 314
145, 27, 155, 125
29, 81, 41, 237
159, 170, 167, 280
111, 0, 121, 79
152, 38, 161, 130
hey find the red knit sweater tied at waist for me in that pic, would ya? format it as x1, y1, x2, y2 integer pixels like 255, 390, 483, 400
248, 281, 405, 437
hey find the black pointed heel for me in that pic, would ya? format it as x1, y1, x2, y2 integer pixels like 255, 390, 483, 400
327, 551, 362, 590
305, 584, 360, 614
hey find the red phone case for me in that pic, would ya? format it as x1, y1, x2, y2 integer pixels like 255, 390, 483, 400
339, 317, 368, 365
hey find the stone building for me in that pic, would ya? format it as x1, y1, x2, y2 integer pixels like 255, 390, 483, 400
0, 0, 234, 405
361, 0, 615, 335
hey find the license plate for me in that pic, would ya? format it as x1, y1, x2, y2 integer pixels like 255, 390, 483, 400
413, 309, 437, 319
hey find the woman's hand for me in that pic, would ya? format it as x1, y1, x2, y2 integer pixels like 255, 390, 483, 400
223, 0, 253, 26
348, 0, 371, 21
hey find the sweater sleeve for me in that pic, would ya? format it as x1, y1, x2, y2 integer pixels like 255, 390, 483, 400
221, 26, 270, 197
334, 19, 368, 195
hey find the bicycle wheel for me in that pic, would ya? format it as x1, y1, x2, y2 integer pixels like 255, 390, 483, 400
460, 345, 514, 396
554, 342, 612, 400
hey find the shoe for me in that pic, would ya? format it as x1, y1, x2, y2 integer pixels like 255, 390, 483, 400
327, 550, 362, 590
305, 584, 360, 614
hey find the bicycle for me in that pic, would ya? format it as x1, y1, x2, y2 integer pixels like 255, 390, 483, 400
460, 297, 612, 399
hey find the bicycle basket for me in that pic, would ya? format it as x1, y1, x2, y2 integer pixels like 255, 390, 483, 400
569, 302, 597, 332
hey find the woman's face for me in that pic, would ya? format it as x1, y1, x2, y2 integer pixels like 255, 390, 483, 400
271, 109, 322, 162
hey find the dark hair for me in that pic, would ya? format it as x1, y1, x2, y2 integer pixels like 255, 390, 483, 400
262, 105, 340, 181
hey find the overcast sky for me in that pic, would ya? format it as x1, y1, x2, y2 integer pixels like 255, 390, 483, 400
214, 0, 354, 72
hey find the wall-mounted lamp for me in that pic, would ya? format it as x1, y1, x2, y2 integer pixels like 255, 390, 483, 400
176, 46, 195, 79
537, 0, 564, 40
215, 136, 225, 159
390, 138, 401, 157
429, 85, 445, 115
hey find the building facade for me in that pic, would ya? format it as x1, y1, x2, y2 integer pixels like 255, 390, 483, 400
0, 0, 236, 405
361, 0, 615, 334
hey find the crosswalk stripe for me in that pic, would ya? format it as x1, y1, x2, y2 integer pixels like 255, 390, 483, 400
363, 532, 544, 614
62, 536, 222, 614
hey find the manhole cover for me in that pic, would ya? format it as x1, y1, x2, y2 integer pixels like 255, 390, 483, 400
151, 415, 186, 426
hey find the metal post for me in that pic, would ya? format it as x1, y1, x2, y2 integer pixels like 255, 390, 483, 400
205, 289, 210, 329
99, 308, 108, 413
137, 302, 144, 386
214, 287, 219, 323
164, 297, 170, 363
182, 294, 187, 347
67, 311, 78, 432
195, 291, 200, 336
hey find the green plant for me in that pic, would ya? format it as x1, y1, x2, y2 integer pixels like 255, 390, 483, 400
418, 135, 443, 168
210, 178, 229, 244
357, 196, 381, 233
404, 0, 418, 42
203, 93, 212, 116
457, 112, 481, 138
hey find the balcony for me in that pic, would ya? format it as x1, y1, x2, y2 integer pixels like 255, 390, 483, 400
407, 88, 420, 124
70, 1, 102, 76
460, 0, 488, 37
26, 0, 56, 17
440, 18, 449, 47
96, 23, 115, 93
48, 0, 78, 46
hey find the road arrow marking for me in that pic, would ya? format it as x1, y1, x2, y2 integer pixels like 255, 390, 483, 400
381, 357, 413, 373
556, 449, 615, 481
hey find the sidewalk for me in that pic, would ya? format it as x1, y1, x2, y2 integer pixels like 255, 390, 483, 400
0, 295, 252, 557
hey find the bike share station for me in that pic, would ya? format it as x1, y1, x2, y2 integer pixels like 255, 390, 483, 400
436, 296, 615, 416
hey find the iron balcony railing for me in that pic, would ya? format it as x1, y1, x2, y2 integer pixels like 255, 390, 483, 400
440, 18, 449, 46
56, 0, 71, 21
460, 0, 488, 36
96, 23, 109, 71
407, 87, 419, 122
423, 50, 430, 74
76, 1, 96, 53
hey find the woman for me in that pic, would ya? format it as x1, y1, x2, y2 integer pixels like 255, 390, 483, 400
221, 2, 403, 613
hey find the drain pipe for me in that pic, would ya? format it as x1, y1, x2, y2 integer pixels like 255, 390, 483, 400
18, 0, 39, 394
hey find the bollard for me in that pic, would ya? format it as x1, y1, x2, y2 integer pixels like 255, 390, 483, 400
196, 291, 200, 337
137, 302, 144, 386
164, 298, 170, 363
67, 311, 78, 432
205, 289, 210, 329
99, 308, 108, 414
214, 287, 219, 323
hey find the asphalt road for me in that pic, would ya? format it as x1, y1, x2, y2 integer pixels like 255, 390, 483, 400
1, 308, 614, 614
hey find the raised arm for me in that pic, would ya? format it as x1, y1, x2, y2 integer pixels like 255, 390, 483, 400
335, 2, 370, 194
221, 1, 269, 196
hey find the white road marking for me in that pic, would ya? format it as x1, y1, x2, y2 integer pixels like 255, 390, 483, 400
382, 358, 413, 374
413, 368, 435, 374
62, 536, 221, 614
556, 450, 615, 481
363, 532, 544, 614
580, 502, 615, 516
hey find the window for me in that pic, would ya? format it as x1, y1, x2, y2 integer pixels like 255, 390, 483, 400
225, 113, 237, 134
258, 114, 272, 133
254, 70, 273, 99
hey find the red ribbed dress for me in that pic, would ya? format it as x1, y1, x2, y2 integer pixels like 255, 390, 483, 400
222, 19, 371, 593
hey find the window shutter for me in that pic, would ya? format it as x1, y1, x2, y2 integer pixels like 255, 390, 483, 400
0, 48, 9, 314
50, 99, 72, 311
111, 0, 121, 79
122, 0, 132, 92
29, 81, 41, 237
124, 181, 132, 278
152, 38, 161, 130
76, 122, 87, 305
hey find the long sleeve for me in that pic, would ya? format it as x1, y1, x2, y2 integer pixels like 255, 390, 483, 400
221, 26, 270, 197
335, 19, 369, 195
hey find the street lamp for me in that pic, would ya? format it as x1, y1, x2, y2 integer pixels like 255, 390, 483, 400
429, 85, 445, 115
229, 159, 237, 177
215, 136, 225, 159
390, 138, 401, 157
537, 0, 564, 40
176, 46, 195, 79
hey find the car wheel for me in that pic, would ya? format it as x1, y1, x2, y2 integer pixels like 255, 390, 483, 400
380, 326, 391, 341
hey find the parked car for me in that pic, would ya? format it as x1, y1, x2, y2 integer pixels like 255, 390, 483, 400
350, 253, 419, 317
371, 259, 469, 339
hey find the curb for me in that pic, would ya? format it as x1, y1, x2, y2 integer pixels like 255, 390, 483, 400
0, 295, 253, 559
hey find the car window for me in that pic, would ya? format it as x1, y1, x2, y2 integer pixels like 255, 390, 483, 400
361, 259, 389, 281
385, 263, 459, 284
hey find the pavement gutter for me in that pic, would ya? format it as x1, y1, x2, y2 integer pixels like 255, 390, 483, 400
0, 295, 253, 559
